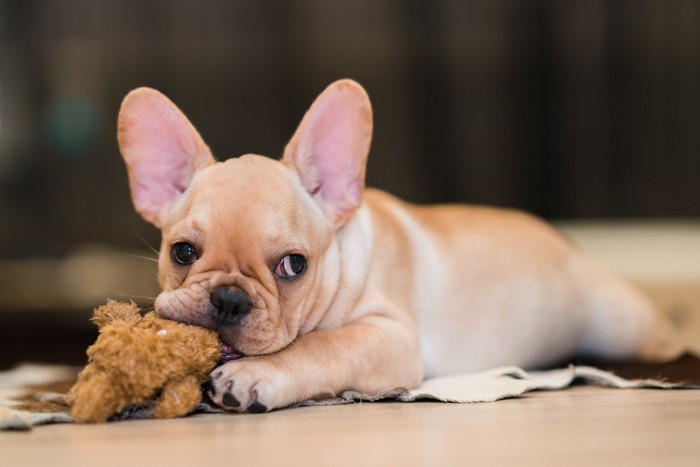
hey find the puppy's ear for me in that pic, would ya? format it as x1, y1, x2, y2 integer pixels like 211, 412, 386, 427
117, 88, 214, 227
282, 80, 372, 227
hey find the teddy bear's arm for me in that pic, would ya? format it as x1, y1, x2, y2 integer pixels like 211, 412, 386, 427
152, 375, 203, 419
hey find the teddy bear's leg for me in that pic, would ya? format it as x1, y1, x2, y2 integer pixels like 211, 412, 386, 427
152, 375, 203, 419
69, 372, 124, 423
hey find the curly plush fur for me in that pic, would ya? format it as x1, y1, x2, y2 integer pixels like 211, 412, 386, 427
67, 300, 221, 423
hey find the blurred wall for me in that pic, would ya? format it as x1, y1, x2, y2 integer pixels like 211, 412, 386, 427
1, 0, 699, 257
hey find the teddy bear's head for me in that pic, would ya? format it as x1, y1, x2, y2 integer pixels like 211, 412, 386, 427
67, 300, 221, 422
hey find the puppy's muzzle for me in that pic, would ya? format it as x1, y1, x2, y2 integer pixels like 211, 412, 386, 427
210, 288, 252, 325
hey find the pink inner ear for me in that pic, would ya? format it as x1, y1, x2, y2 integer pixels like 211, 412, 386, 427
291, 81, 372, 223
119, 89, 213, 226
311, 96, 366, 207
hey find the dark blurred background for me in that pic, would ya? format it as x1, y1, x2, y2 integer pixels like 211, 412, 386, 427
1, 0, 699, 366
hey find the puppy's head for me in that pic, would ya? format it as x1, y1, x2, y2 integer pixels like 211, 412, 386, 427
117, 80, 372, 357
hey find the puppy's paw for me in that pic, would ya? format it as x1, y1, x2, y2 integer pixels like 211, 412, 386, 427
208, 358, 292, 413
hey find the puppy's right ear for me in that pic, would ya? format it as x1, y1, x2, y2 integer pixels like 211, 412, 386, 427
117, 88, 214, 227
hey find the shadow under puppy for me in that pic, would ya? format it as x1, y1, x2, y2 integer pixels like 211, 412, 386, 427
117, 79, 680, 413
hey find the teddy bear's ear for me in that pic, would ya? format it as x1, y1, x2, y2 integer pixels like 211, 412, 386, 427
91, 300, 142, 328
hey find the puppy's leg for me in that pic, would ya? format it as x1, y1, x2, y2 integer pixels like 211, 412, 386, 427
209, 314, 422, 412
576, 263, 683, 362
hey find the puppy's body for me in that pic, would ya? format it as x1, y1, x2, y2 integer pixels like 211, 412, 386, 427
359, 189, 668, 377
118, 80, 679, 412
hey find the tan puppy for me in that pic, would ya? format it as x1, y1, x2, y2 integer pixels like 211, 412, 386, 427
117, 80, 679, 413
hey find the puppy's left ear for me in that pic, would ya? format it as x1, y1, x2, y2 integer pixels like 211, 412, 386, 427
282, 80, 372, 227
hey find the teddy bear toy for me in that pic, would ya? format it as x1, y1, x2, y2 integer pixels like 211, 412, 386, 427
67, 300, 222, 423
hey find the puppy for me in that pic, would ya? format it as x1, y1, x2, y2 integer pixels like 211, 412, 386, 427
117, 80, 679, 413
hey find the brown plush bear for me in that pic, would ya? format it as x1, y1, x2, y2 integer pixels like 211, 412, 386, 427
67, 300, 221, 423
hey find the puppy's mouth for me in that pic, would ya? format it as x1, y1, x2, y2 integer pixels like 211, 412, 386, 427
220, 343, 245, 362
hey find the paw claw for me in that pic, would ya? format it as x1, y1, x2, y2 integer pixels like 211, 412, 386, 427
222, 392, 241, 408
247, 402, 268, 413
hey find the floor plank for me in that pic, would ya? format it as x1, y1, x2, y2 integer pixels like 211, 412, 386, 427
2, 386, 699, 466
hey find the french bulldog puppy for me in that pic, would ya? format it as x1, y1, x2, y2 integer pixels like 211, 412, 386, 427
117, 80, 679, 413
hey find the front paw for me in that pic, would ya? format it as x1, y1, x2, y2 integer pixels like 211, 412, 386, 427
208, 358, 291, 413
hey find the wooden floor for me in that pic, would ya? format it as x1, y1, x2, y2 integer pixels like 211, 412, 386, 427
1, 386, 699, 466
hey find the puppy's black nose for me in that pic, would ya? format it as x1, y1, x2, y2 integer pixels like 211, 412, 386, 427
210, 288, 253, 325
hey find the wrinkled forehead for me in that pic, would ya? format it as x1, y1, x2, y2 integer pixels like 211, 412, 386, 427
193, 156, 297, 213
197, 155, 293, 195
165, 155, 324, 243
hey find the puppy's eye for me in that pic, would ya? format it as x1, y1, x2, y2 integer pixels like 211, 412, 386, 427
171, 242, 197, 265
274, 254, 306, 279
